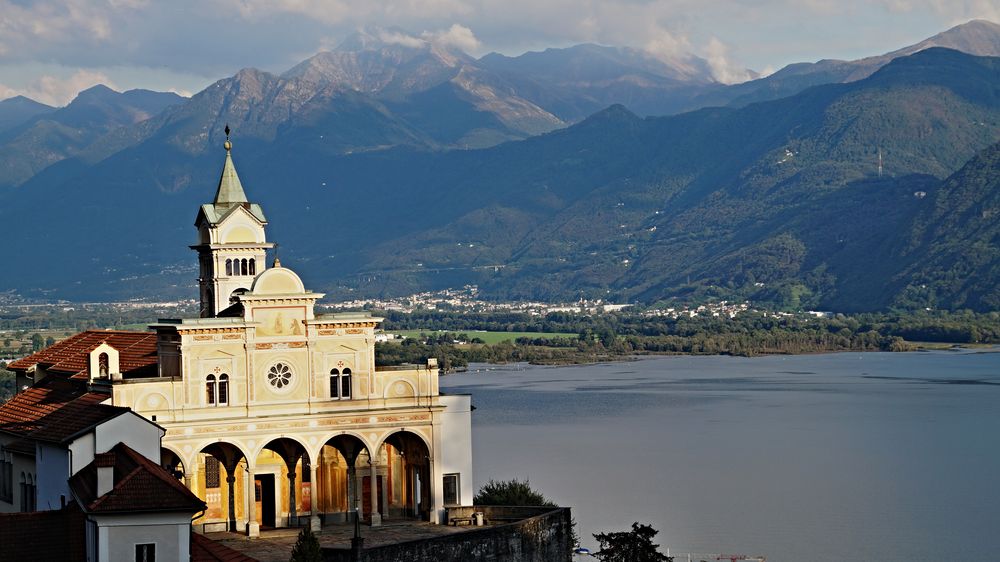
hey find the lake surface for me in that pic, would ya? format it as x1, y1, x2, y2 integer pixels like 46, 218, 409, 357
439, 351, 1000, 562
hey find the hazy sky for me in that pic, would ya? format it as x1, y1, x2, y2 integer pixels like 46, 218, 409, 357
0, 0, 997, 106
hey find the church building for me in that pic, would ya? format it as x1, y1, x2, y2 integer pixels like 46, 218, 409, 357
1, 134, 474, 538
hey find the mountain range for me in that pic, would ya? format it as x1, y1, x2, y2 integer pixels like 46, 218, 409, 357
2, 22, 1000, 312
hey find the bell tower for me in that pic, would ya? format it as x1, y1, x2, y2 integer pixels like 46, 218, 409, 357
192, 127, 274, 317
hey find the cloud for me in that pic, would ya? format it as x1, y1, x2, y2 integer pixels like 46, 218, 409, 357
423, 24, 482, 53
0, 70, 118, 106
378, 29, 427, 49
704, 37, 753, 84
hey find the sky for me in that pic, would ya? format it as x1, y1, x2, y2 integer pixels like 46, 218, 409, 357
0, 0, 997, 106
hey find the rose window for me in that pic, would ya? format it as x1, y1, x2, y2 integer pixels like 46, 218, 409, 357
267, 362, 292, 389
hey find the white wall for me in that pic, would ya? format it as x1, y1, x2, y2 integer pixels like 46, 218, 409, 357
438, 394, 474, 507
35, 443, 70, 510
92, 512, 192, 562
94, 412, 164, 463
69, 431, 95, 475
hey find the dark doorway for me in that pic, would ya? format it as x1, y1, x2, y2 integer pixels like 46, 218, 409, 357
256, 474, 276, 528
361, 475, 383, 521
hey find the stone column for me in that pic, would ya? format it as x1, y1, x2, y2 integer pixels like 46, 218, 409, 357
226, 473, 238, 532
309, 461, 321, 531
245, 466, 259, 537
369, 459, 381, 527
287, 469, 298, 527
346, 454, 357, 524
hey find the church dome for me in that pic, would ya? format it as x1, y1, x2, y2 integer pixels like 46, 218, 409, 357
250, 266, 306, 295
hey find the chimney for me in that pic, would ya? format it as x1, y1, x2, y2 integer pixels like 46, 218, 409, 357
95, 452, 116, 497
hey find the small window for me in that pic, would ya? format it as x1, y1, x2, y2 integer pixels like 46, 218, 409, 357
206, 374, 216, 405
218, 374, 229, 405
205, 457, 220, 489
443, 473, 459, 506
341, 368, 352, 399
135, 543, 155, 562
249, 258, 256, 276
241, 258, 248, 276
329, 369, 339, 398
225, 259, 233, 276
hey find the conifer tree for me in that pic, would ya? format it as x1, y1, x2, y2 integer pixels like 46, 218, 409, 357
289, 527, 323, 562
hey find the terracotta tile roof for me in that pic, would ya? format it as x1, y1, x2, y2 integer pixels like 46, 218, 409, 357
191, 532, 260, 562
0, 376, 107, 438
0, 505, 87, 562
7, 330, 159, 379
70, 442, 206, 514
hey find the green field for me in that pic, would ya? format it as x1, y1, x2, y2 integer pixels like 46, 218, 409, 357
391, 330, 578, 344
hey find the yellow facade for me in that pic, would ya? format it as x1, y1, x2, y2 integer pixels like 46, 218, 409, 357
102, 139, 467, 535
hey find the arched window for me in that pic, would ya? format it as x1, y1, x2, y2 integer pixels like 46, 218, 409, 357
329, 369, 339, 398
249, 258, 256, 276
19, 473, 25, 512
341, 368, 352, 399
225, 259, 233, 276
98, 353, 109, 378
218, 374, 229, 405
241, 258, 248, 276
206, 374, 216, 405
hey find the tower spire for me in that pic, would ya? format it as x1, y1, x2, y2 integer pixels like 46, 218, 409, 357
214, 125, 248, 206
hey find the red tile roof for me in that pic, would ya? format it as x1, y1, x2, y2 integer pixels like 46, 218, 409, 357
7, 330, 159, 379
0, 376, 107, 439
0, 505, 86, 562
191, 532, 260, 562
70, 442, 206, 514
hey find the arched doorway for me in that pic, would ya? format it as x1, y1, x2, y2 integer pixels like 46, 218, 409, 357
256, 437, 311, 529
198, 442, 249, 532
381, 431, 431, 522
315, 434, 369, 524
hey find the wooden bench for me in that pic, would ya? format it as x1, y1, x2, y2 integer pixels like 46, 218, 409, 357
449, 516, 475, 526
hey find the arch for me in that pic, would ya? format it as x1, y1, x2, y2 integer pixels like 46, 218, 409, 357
249, 258, 256, 276
229, 287, 249, 305
255, 437, 313, 528
197, 441, 252, 532
383, 379, 416, 400
250, 267, 306, 295
374, 430, 432, 521
160, 447, 185, 480
221, 224, 258, 244
225, 259, 233, 276
241, 258, 248, 276
375, 429, 432, 456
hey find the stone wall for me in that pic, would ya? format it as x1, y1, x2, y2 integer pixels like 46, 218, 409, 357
324, 506, 573, 562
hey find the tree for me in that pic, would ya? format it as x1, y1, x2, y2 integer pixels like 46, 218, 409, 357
30, 333, 43, 352
474, 478, 555, 506
289, 527, 322, 562
45, 336, 56, 347
593, 522, 672, 562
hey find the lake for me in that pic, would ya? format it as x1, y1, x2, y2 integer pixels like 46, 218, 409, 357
439, 350, 1000, 562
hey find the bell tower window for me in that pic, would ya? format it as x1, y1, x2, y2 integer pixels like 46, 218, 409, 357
98, 353, 109, 378
225, 259, 233, 276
